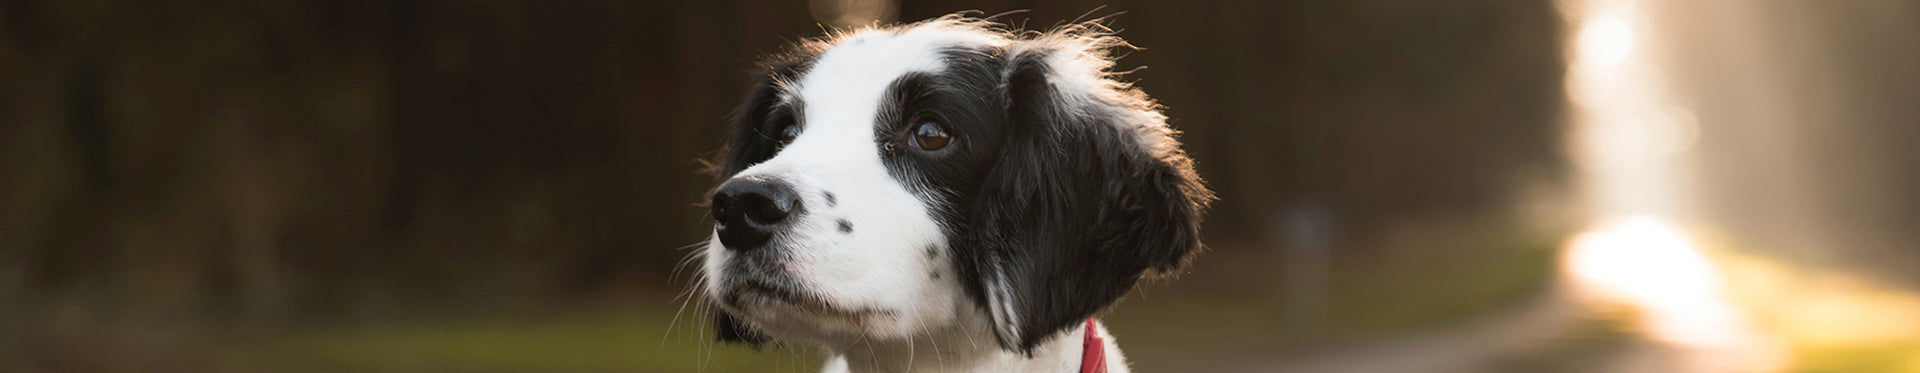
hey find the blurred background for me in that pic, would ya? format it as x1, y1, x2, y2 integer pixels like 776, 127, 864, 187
3, 0, 1917, 371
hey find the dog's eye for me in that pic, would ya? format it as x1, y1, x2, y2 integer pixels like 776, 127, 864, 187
776, 124, 799, 147
767, 109, 800, 149
910, 117, 951, 151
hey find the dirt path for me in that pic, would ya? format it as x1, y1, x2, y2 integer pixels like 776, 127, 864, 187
1215, 280, 1673, 373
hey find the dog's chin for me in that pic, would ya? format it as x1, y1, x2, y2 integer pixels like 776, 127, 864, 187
714, 276, 902, 342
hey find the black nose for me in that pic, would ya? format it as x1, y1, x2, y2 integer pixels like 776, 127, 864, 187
710, 176, 801, 251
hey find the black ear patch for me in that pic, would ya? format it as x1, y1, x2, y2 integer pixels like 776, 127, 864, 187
961, 46, 1213, 353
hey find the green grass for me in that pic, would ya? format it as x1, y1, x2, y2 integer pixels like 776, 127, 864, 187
230, 305, 826, 373
1331, 239, 1559, 333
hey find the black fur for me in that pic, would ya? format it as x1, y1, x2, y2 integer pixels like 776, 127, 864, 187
712, 307, 770, 346
958, 47, 1211, 353
715, 46, 819, 178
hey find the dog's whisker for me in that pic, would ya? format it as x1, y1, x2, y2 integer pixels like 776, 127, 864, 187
904, 318, 916, 372
913, 307, 946, 370
663, 282, 699, 347
668, 241, 710, 280
860, 334, 878, 372
672, 253, 710, 298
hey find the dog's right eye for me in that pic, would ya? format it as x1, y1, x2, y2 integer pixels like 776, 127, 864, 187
768, 109, 799, 149
777, 124, 799, 147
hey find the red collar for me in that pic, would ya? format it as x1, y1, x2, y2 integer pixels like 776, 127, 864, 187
1080, 318, 1106, 373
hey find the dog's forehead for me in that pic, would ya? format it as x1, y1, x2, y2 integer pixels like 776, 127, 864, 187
790, 26, 1004, 120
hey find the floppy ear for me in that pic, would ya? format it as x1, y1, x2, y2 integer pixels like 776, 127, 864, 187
965, 33, 1213, 353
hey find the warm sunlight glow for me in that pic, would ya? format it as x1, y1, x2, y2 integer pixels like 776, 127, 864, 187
1565, 218, 1710, 304
1564, 217, 1729, 346
1562, 218, 1787, 371
1578, 15, 1634, 71
1568, 8, 1634, 109
1563, 0, 1787, 371
1565, 0, 1695, 219
1720, 252, 1920, 350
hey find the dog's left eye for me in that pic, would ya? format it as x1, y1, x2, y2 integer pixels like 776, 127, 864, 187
910, 116, 952, 151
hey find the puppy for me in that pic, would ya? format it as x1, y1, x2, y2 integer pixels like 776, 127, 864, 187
701, 15, 1212, 372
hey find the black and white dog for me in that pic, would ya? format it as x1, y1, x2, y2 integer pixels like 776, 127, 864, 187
701, 15, 1212, 372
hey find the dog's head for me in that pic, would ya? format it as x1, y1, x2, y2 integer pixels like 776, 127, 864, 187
701, 16, 1211, 353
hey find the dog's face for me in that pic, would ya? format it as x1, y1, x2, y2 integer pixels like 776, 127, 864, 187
702, 17, 1211, 353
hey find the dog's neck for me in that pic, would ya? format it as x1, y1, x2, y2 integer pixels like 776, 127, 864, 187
820, 318, 1127, 373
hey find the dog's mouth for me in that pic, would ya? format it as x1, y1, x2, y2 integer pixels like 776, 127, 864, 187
721, 276, 895, 320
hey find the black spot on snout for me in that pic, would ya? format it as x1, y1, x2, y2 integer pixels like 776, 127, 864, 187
925, 245, 938, 258
823, 191, 837, 207
837, 219, 852, 233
